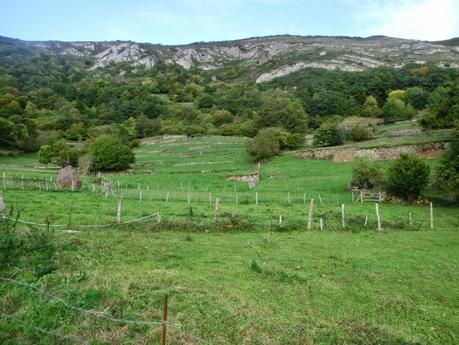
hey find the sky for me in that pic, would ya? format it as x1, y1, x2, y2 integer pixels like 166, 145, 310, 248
0, 0, 458, 44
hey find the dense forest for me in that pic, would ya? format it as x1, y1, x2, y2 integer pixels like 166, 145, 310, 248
0, 38, 458, 154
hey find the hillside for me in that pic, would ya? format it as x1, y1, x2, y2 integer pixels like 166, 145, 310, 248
2, 34, 459, 83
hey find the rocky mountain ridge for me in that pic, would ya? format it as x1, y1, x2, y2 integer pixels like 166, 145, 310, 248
1, 34, 458, 82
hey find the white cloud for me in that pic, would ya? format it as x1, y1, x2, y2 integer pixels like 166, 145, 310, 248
354, 0, 459, 40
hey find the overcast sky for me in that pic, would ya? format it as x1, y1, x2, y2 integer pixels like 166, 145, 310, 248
1, 0, 458, 44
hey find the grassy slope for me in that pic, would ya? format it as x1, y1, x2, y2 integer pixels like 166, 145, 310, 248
0, 135, 458, 344
1, 229, 458, 344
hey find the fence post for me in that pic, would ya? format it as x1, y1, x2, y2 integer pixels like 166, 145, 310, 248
318, 193, 323, 205
157, 211, 161, 224
430, 202, 434, 230
116, 200, 122, 224
287, 192, 291, 205
235, 193, 238, 205
307, 198, 314, 230
139, 190, 143, 202
375, 203, 381, 230
360, 190, 363, 204
408, 212, 412, 226
341, 204, 345, 229
209, 192, 212, 205
255, 192, 259, 206
166, 191, 169, 203
279, 215, 282, 225
162, 293, 168, 345
364, 215, 368, 227
303, 193, 306, 205
320, 218, 323, 231
214, 197, 220, 221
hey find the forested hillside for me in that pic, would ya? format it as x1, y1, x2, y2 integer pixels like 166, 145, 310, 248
0, 34, 458, 154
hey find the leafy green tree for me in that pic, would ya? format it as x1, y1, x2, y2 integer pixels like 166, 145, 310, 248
405, 86, 429, 110
256, 90, 308, 133
90, 135, 135, 171
386, 154, 430, 201
382, 98, 415, 122
0, 117, 16, 147
247, 128, 280, 161
361, 96, 382, 117
37, 145, 53, 164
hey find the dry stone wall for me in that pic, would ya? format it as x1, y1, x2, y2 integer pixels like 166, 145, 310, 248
297, 142, 448, 162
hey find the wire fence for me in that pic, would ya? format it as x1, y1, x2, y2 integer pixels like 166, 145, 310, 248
1, 277, 211, 344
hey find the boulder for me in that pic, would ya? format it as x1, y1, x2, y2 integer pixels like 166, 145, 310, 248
56, 165, 81, 189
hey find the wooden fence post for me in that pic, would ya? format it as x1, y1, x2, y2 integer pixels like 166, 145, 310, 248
287, 192, 291, 205
162, 293, 168, 345
139, 190, 143, 202
279, 215, 282, 225
166, 191, 169, 203
360, 190, 363, 204
157, 211, 161, 224
364, 215, 368, 227
303, 193, 306, 205
375, 203, 381, 230
209, 192, 212, 205
320, 218, 323, 231
430, 202, 434, 230
307, 198, 314, 230
214, 197, 220, 221
256, 192, 259, 206
116, 200, 122, 224
341, 204, 345, 229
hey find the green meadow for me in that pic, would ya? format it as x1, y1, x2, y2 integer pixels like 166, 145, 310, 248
1, 135, 458, 344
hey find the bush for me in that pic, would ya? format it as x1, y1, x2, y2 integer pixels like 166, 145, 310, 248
314, 121, 345, 147
435, 125, 459, 200
350, 157, 384, 190
247, 128, 280, 161
37, 144, 53, 164
345, 124, 372, 142
90, 134, 135, 171
386, 154, 430, 201
0, 211, 57, 278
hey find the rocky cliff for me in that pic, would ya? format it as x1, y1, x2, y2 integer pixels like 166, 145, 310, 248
2, 34, 458, 83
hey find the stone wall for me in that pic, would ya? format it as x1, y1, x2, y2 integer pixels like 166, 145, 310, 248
297, 142, 448, 163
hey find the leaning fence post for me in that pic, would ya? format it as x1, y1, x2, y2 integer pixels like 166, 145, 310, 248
341, 204, 345, 229
162, 293, 168, 345
375, 203, 381, 230
429, 202, 434, 230
307, 198, 314, 230
116, 199, 122, 224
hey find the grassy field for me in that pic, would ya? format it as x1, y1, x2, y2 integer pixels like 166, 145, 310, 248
1, 135, 458, 344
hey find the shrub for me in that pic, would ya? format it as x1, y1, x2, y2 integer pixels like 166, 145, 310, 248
435, 124, 459, 200
0, 211, 57, 278
314, 121, 345, 147
37, 144, 53, 164
386, 154, 430, 201
350, 157, 384, 190
90, 135, 135, 171
345, 124, 372, 142
247, 128, 280, 161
